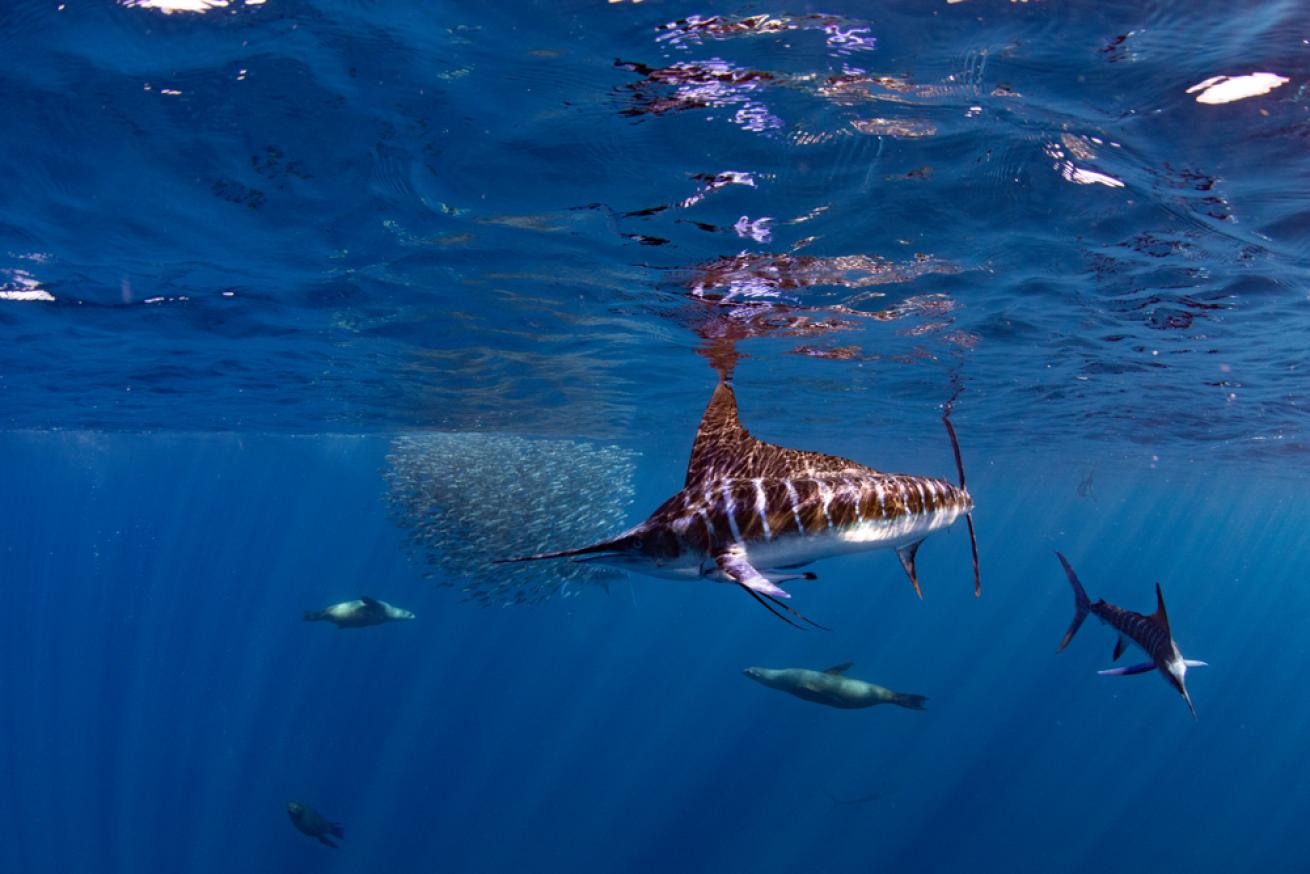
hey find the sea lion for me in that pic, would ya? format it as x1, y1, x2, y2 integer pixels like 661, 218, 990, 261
303, 596, 415, 629
287, 801, 344, 848
743, 662, 927, 710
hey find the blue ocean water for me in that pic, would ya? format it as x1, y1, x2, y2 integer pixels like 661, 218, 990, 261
2, 1, 1309, 872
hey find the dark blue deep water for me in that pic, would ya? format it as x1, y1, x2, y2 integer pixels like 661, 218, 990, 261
3, 2, 1310, 872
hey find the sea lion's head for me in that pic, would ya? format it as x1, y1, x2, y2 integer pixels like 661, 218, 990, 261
742, 666, 782, 688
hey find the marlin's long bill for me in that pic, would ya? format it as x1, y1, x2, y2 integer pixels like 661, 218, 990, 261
493, 538, 624, 564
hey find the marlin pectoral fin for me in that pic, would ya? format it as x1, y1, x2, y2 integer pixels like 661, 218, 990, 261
737, 585, 804, 628
1112, 635, 1128, 661
1097, 662, 1154, 676
716, 551, 789, 599
736, 584, 830, 629
764, 571, 818, 585
1184, 659, 1208, 668
717, 552, 829, 629
896, 540, 924, 598
761, 590, 831, 630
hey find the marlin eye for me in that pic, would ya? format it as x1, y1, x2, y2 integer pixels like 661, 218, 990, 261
631, 538, 644, 549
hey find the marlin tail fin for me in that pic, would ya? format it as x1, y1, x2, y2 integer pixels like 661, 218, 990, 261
1055, 552, 1091, 653
942, 410, 980, 597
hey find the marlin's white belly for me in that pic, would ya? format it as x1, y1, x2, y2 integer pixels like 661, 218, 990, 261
747, 510, 959, 570
626, 506, 963, 582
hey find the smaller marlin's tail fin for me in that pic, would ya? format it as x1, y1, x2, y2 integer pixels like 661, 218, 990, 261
303, 611, 324, 622
330, 822, 344, 839
1055, 552, 1092, 653
890, 692, 928, 711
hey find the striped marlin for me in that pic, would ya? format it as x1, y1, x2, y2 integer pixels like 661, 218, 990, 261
1055, 552, 1207, 719
499, 378, 979, 627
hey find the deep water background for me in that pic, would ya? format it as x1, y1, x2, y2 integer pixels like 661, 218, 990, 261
3, 430, 1309, 873
3, 0, 1310, 872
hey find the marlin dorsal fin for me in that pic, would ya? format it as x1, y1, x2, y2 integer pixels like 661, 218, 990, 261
1152, 583, 1172, 636
824, 662, 854, 675
684, 381, 752, 486
683, 381, 871, 487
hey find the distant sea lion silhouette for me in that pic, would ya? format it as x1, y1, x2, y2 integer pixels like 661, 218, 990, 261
743, 662, 928, 710
287, 801, 344, 848
303, 596, 415, 629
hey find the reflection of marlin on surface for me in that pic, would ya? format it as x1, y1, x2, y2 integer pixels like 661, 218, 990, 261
1055, 552, 1207, 719
498, 377, 979, 627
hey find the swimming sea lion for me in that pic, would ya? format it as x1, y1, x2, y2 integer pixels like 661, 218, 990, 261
287, 801, 344, 848
303, 596, 415, 629
743, 662, 927, 710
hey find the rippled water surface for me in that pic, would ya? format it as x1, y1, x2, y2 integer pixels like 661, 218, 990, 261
4, 0, 1309, 460
3, 3, 1310, 873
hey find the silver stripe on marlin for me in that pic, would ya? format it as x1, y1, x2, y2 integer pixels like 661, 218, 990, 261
784, 479, 804, 535
722, 481, 744, 545
816, 479, 834, 530
754, 478, 772, 541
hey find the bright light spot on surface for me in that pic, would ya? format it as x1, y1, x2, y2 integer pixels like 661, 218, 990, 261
0, 270, 54, 302
1045, 141, 1125, 188
1066, 167, 1125, 188
1186, 72, 1289, 105
850, 117, 937, 138
0, 289, 55, 302
733, 215, 773, 243
121, 0, 229, 13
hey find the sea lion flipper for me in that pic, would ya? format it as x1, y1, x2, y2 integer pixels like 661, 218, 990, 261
823, 662, 854, 675
318, 836, 340, 849
360, 596, 382, 609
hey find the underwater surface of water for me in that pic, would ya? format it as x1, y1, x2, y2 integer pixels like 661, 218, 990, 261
2, 1, 1309, 872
